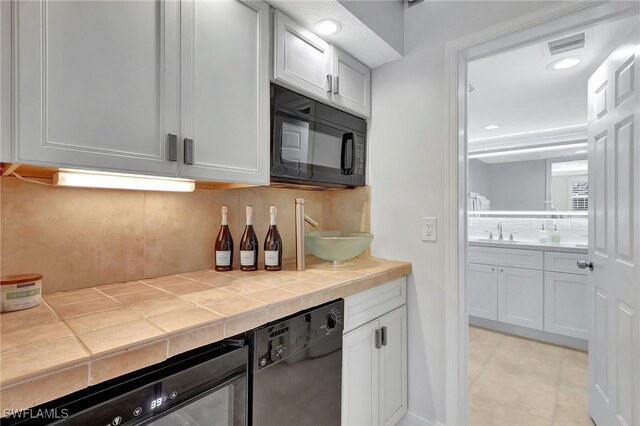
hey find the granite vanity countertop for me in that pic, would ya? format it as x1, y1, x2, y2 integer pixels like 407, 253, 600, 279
468, 239, 588, 254
0, 256, 411, 411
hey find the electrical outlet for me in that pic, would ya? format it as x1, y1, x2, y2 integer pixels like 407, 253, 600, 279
422, 217, 437, 242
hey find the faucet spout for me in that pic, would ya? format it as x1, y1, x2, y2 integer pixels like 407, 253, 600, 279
295, 198, 318, 271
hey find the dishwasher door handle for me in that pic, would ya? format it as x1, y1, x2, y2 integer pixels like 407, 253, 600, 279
375, 329, 382, 349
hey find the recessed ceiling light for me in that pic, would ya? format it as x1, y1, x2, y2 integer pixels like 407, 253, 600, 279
483, 124, 501, 130
549, 57, 581, 70
315, 19, 341, 35
575, 150, 588, 154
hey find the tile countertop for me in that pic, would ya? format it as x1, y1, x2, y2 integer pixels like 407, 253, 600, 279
0, 256, 410, 411
468, 239, 588, 254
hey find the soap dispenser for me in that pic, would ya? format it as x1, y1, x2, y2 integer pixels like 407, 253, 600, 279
538, 223, 549, 243
551, 223, 561, 244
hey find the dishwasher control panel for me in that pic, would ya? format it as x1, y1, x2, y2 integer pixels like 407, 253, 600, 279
250, 300, 343, 371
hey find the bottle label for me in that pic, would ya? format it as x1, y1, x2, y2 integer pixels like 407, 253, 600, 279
264, 250, 279, 266
240, 250, 255, 266
215, 251, 231, 266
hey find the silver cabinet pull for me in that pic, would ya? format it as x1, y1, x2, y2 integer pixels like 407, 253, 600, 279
326, 74, 333, 93
375, 329, 382, 349
381, 326, 387, 347
333, 76, 339, 94
577, 260, 594, 271
167, 133, 177, 161
184, 138, 194, 165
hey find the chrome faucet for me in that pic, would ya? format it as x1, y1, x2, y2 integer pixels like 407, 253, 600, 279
497, 222, 504, 241
295, 198, 318, 271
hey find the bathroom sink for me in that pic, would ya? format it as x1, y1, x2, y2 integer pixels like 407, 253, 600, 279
305, 231, 374, 264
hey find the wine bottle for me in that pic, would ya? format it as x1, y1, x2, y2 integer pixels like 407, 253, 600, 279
214, 206, 234, 272
264, 205, 283, 271
240, 205, 259, 271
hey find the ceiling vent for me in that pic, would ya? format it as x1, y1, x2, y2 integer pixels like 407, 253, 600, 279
468, 83, 476, 94
548, 33, 585, 55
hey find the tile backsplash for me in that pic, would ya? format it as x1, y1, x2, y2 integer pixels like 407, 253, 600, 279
0, 177, 370, 294
468, 216, 588, 245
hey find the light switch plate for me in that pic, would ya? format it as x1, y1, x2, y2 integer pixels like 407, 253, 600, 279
422, 217, 437, 242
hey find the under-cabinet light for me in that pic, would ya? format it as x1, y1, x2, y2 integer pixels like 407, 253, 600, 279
53, 170, 195, 192
468, 142, 587, 159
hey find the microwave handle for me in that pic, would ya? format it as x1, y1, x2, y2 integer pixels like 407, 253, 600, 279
341, 133, 355, 175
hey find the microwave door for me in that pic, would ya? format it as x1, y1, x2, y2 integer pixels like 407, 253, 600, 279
272, 110, 313, 180
309, 123, 353, 185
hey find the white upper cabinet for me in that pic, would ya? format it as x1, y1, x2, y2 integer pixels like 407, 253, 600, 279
180, 0, 269, 184
330, 46, 371, 118
273, 10, 331, 101
12, 0, 180, 176
272, 10, 371, 118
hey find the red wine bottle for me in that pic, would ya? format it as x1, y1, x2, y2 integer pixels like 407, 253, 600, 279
214, 206, 233, 272
240, 205, 259, 271
264, 205, 283, 271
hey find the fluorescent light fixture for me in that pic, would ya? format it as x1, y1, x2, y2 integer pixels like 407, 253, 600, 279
53, 169, 195, 192
468, 210, 587, 217
315, 19, 341, 35
483, 124, 501, 130
469, 142, 587, 159
549, 57, 581, 70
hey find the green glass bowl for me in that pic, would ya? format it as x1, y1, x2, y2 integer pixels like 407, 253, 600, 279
305, 231, 374, 263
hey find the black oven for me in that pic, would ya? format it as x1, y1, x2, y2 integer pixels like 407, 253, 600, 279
270, 84, 366, 187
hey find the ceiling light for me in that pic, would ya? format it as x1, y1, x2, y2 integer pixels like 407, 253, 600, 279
315, 19, 341, 35
469, 142, 588, 159
549, 57, 581, 70
53, 170, 195, 192
483, 124, 501, 130
575, 150, 588, 154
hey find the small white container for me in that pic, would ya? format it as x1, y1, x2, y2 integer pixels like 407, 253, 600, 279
1, 273, 43, 312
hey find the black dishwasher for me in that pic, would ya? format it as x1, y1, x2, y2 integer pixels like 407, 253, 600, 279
249, 300, 344, 426
1, 341, 248, 426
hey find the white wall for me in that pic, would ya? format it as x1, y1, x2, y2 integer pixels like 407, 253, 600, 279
338, 0, 404, 56
368, 1, 558, 423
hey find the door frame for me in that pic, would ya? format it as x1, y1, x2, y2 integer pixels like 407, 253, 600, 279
443, 2, 640, 424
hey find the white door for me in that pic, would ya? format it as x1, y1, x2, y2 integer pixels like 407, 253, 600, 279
544, 271, 588, 340
273, 10, 331, 101
497, 266, 544, 330
13, 0, 179, 176
468, 263, 498, 320
379, 306, 408, 426
342, 319, 380, 426
180, 0, 269, 185
587, 27, 640, 426
330, 46, 371, 118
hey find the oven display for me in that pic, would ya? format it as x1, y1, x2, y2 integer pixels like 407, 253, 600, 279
150, 397, 163, 410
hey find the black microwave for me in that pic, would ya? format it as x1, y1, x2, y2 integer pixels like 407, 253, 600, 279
270, 84, 366, 187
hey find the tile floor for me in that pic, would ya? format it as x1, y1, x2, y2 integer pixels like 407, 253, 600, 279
469, 326, 592, 426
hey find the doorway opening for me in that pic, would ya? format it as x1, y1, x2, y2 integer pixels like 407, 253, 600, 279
443, 2, 640, 425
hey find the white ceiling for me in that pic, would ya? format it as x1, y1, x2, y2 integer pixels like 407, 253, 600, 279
467, 15, 637, 140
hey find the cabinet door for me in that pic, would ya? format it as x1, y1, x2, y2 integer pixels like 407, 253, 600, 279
544, 271, 588, 339
379, 306, 407, 426
13, 0, 179, 175
180, 0, 269, 184
273, 10, 331, 100
468, 263, 498, 320
342, 320, 380, 426
498, 267, 544, 330
330, 46, 371, 118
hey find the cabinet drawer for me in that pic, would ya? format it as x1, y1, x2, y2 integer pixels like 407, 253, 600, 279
544, 251, 588, 275
343, 278, 406, 333
468, 246, 543, 270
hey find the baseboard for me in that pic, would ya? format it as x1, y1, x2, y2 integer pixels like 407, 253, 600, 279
469, 316, 588, 351
396, 411, 443, 426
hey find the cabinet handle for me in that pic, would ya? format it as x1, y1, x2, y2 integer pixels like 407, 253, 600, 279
184, 138, 194, 165
500, 268, 504, 273
491, 267, 496, 271
167, 133, 178, 162
334, 76, 339, 94
326, 74, 333, 93
381, 326, 387, 347
375, 329, 382, 349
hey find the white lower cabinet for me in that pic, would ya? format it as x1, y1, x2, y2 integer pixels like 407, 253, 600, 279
497, 266, 544, 330
468, 263, 498, 320
342, 279, 407, 426
544, 271, 588, 339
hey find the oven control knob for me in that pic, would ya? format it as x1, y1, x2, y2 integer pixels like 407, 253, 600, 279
260, 358, 267, 367
325, 313, 337, 331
